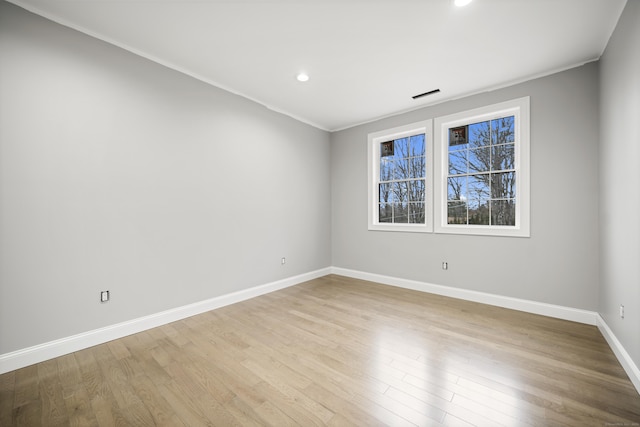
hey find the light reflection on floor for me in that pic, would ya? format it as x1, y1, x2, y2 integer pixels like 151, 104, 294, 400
368, 324, 526, 425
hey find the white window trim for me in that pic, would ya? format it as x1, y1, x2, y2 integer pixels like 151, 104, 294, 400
368, 120, 433, 232
433, 97, 530, 237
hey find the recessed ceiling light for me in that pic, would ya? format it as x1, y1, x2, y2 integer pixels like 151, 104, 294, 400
454, 0, 472, 6
296, 73, 310, 82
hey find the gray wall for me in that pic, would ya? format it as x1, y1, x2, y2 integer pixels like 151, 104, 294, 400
331, 63, 600, 311
599, 0, 640, 368
0, 1, 331, 354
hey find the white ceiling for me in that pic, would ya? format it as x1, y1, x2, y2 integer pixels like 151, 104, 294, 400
9, 0, 627, 131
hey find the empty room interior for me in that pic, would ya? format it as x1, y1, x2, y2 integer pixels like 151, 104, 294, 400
1, 0, 639, 425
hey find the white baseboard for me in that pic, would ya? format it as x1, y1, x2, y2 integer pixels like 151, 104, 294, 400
596, 315, 640, 395
330, 267, 598, 325
0, 267, 331, 375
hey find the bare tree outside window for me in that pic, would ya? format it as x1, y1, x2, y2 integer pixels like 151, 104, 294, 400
379, 134, 426, 224
447, 116, 516, 226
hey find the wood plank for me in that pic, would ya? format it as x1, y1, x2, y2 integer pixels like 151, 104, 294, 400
156, 381, 211, 426
129, 374, 185, 426
37, 359, 69, 426
0, 370, 15, 427
12, 399, 42, 427
12, 365, 40, 409
62, 383, 99, 427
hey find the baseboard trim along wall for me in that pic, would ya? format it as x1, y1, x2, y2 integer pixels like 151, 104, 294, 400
2, 266, 639, 396
0, 267, 331, 375
331, 267, 598, 324
596, 314, 640, 395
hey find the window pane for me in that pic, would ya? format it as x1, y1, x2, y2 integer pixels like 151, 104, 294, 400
449, 150, 467, 175
393, 202, 409, 223
491, 199, 516, 226
492, 116, 515, 145
394, 137, 409, 159
410, 156, 425, 178
379, 183, 394, 203
448, 176, 467, 201
468, 200, 490, 225
393, 158, 410, 180
468, 175, 490, 225
379, 203, 393, 223
469, 147, 491, 173
380, 158, 394, 181
409, 202, 425, 224
491, 172, 516, 199
410, 134, 425, 157
393, 182, 408, 202
491, 143, 514, 171
468, 121, 491, 147
447, 201, 467, 224
408, 179, 425, 202
468, 175, 490, 199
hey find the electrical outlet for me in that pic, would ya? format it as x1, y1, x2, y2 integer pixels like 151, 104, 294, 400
620, 304, 624, 319
442, 262, 448, 270
100, 290, 110, 303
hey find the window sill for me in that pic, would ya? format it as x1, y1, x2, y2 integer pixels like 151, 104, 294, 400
368, 223, 432, 233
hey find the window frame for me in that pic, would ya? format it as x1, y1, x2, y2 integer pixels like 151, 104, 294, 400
368, 120, 433, 233
433, 97, 530, 237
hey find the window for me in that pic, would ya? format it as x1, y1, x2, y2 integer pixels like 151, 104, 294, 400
434, 97, 530, 237
368, 120, 433, 232
368, 98, 529, 237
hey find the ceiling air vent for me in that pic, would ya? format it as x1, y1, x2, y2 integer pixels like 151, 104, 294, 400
412, 89, 441, 100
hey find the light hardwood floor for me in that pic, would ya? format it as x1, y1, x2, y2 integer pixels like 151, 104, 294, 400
1, 275, 639, 426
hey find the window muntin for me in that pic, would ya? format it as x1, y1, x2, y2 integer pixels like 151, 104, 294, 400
368, 120, 433, 232
434, 97, 530, 237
